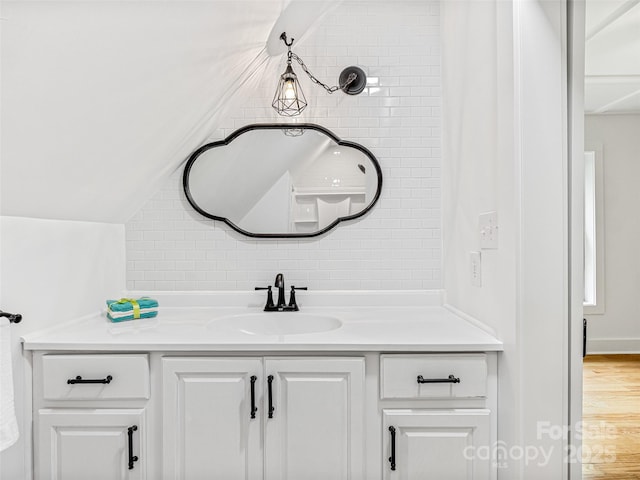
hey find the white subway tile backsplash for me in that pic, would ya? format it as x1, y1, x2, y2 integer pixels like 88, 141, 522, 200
125, 1, 441, 292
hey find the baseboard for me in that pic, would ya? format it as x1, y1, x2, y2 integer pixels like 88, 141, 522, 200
586, 338, 640, 354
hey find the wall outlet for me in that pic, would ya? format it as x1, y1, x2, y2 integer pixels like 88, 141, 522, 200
470, 251, 482, 287
479, 211, 498, 249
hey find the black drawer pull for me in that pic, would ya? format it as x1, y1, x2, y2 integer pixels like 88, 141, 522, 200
250, 375, 258, 419
267, 375, 275, 419
388, 426, 396, 471
67, 375, 113, 385
417, 374, 460, 384
127, 425, 139, 470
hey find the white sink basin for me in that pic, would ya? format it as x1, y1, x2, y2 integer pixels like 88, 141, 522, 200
210, 312, 342, 336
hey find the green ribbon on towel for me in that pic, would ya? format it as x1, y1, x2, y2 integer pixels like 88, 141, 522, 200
113, 298, 141, 319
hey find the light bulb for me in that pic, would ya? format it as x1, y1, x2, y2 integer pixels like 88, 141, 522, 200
283, 79, 296, 100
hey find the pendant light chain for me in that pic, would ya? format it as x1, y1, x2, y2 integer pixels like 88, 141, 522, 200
289, 52, 356, 94
272, 32, 365, 116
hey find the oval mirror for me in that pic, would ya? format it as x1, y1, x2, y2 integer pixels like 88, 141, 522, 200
183, 124, 383, 238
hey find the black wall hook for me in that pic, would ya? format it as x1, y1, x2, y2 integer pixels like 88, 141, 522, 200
280, 32, 294, 47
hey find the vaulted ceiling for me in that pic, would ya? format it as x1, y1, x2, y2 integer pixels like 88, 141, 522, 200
0, 0, 339, 223
2, 0, 631, 225
585, 0, 640, 114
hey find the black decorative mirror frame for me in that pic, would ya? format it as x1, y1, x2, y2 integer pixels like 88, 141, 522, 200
183, 124, 383, 238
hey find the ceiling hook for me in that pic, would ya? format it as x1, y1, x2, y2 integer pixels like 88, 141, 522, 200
280, 32, 294, 48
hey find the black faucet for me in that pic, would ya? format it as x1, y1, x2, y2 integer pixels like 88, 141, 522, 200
255, 273, 307, 312
274, 273, 286, 309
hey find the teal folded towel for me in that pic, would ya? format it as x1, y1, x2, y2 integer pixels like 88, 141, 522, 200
106, 297, 158, 322
108, 311, 158, 323
106, 297, 158, 312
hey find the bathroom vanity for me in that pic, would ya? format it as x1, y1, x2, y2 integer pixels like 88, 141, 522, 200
22, 293, 502, 480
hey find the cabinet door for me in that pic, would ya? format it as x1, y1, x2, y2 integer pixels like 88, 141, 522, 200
265, 357, 365, 480
383, 409, 491, 480
162, 357, 262, 480
36, 408, 145, 480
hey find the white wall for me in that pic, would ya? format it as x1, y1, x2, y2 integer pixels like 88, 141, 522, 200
0, 1, 292, 223
125, 1, 443, 291
441, 0, 520, 474
514, 2, 571, 477
442, 0, 515, 343
0, 217, 125, 479
585, 114, 640, 353
442, 0, 570, 477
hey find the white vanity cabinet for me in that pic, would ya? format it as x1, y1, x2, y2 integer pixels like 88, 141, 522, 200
33, 354, 150, 480
379, 354, 496, 480
162, 356, 365, 480
30, 350, 497, 480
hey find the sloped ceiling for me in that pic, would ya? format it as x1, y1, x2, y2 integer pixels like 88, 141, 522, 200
0, 0, 339, 223
585, 0, 640, 113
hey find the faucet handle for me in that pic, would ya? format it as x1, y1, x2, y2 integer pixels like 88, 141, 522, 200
288, 286, 307, 311
255, 286, 275, 310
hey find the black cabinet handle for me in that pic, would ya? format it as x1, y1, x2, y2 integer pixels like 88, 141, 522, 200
388, 426, 396, 471
417, 374, 460, 384
267, 375, 274, 419
67, 375, 113, 385
127, 425, 139, 470
250, 375, 258, 419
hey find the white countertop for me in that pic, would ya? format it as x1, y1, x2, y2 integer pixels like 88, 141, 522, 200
21, 292, 503, 352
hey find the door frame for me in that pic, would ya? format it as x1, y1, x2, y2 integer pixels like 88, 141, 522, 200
568, 0, 586, 479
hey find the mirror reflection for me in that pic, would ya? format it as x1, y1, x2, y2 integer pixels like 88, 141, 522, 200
183, 124, 383, 238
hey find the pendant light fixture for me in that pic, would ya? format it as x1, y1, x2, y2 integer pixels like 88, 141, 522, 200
272, 32, 367, 117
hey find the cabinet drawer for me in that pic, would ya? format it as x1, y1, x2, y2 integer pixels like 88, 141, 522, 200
380, 354, 487, 399
42, 354, 150, 400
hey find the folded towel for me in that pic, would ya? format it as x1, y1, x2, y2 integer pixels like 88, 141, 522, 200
106, 297, 158, 323
108, 306, 158, 320
108, 310, 158, 323
0, 319, 19, 452
106, 297, 158, 312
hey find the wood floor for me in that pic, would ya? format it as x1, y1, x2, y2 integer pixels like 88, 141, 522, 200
583, 354, 640, 479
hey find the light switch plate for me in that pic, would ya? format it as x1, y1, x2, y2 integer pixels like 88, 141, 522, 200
479, 211, 498, 249
470, 251, 482, 287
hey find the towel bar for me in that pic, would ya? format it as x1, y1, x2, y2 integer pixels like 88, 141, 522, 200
0, 310, 22, 323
